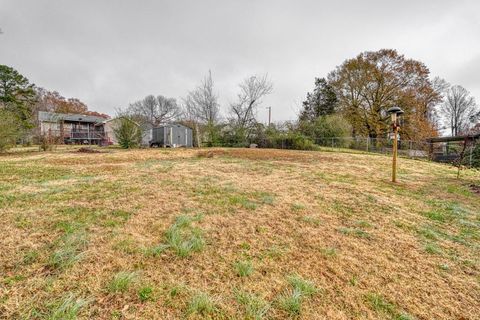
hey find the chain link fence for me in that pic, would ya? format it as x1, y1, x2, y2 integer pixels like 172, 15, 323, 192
312, 136, 431, 158
221, 135, 479, 167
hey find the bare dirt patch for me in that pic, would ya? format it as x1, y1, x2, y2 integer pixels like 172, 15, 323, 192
77, 147, 102, 153
470, 183, 480, 195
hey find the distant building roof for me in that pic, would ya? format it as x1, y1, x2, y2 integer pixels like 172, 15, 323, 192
38, 111, 107, 124
427, 133, 480, 143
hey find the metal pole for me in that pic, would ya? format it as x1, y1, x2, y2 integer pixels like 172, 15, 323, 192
267, 107, 271, 126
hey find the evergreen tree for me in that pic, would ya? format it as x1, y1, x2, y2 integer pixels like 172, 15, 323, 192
0, 65, 36, 128
113, 117, 141, 149
299, 78, 337, 122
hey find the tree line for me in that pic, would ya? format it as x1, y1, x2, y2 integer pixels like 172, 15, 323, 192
1, 48, 479, 151
117, 49, 479, 148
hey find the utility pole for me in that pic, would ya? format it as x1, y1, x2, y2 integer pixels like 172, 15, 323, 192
392, 120, 398, 182
266, 107, 271, 126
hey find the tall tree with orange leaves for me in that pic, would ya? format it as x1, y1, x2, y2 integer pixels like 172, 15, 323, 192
328, 49, 440, 140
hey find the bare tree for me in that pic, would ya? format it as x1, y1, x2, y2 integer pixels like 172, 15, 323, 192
229, 74, 273, 140
184, 71, 220, 125
183, 71, 220, 146
128, 94, 181, 127
440, 85, 478, 136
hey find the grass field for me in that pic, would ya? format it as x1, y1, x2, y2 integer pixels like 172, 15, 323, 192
0, 147, 479, 319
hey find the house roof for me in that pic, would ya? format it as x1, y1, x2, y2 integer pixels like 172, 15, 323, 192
38, 111, 107, 124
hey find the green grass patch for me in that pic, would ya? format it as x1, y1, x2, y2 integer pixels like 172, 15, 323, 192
424, 243, 442, 255
276, 274, 318, 317
338, 227, 371, 239
234, 290, 270, 320
287, 274, 317, 297
48, 230, 88, 270
299, 215, 321, 226
193, 181, 271, 211
138, 285, 154, 302
186, 292, 217, 317
277, 288, 303, 317
291, 203, 305, 211
163, 214, 205, 258
108, 271, 138, 293
234, 260, 254, 277
365, 292, 412, 320
46, 294, 88, 320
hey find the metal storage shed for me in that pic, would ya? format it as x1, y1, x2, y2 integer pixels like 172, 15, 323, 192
150, 124, 193, 148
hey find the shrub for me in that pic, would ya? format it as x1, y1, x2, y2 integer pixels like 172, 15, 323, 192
471, 143, 480, 168
262, 132, 316, 150
299, 114, 351, 142
38, 132, 61, 151
113, 117, 141, 149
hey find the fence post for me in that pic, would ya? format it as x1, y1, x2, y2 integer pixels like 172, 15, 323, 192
366, 137, 369, 152
470, 143, 474, 167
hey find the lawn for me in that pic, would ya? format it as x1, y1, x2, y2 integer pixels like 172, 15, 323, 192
0, 147, 479, 319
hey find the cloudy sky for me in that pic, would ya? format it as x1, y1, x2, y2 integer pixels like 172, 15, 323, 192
1, 0, 479, 123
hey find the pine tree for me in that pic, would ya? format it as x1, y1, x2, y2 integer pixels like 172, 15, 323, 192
299, 78, 337, 122
0, 65, 36, 128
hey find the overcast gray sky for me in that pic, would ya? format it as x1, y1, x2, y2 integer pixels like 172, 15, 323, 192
1, 0, 479, 123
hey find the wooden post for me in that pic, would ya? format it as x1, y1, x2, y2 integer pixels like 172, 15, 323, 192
470, 143, 474, 167
392, 122, 398, 183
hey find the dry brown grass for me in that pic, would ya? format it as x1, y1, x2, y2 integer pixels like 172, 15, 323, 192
0, 147, 479, 319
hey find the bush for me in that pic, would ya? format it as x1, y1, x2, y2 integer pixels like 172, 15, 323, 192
274, 133, 316, 150
471, 143, 480, 168
113, 117, 141, 149
38, 132, 61, 151
254, 126, 316, 150
299, 114, 351, 142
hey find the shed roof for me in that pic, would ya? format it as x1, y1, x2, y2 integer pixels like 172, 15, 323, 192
155, 123, 192, 130
38, 111, 107, 124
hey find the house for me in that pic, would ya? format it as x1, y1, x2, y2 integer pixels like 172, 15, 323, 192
150, 124, 193, 147
38, 111, 108, 145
